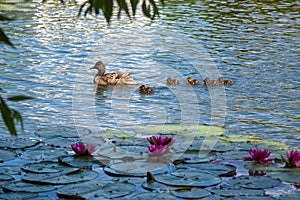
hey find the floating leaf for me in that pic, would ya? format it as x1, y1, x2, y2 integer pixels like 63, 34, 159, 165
211, 187, 265, 198
57, 179, 136, 199
43, 137, 80, 148
154, 171, 221, 187
0, 165, 21, 175
220, 135, 262, 143
58, 155, 108, 168
0, 173, 14, 181
269, 168, 300, 184
0, 149, 16, 162
142, 180, 177, 191
170, 188, 211, 199
22, 169, 98, 184
35, 126, 85, 138
176, 152, 217, 164
0, 192, 39, 200
227, 175, 281, 189
3, 181, 56, 193
131, 192, 176, 199
104, 160, 168, 177
0, 28, 13, 46
22, 161, 79, 174
0, 137, 39, 149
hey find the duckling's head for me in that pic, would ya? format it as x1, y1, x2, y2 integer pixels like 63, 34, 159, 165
193, 79, 200, 85
90, 61, 106, 76
204, 78, 210, 82
218, 77, 224, 82
186, 77, 193, 83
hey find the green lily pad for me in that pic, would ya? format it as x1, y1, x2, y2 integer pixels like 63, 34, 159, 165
22, 169, 98, 184
216, 150, 247, 160
220, 135, 262, 143
22, 161, 79, 174
101, 129, 129, 138
57, 179, 136, 199
170, 188, 211, 199
19, 143, 69, 161
227, 175, 281, 189
58, 155, 108, 168
0, 192, 39, 200
211, 187, 265, 198
104, 160, 168, 177
142, 180, 177, 191
176, 152, 217, 164
244, 162, 280, 171
134, 125, 224, 136
35, 126, 85, 138
269, 168, 300, 184
0, 173, 14, 181
187, 138, 235, 152
2, 181, 56, 192
176, 163, 237, 177
0, 149, 16, 162
154, 171, 221, 187
131, 192, 176, 199
0, 165, 21, 175
43, 137, 80, 148
0, 137, 39, 149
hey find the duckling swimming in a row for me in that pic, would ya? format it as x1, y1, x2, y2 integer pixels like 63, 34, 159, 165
166, 77, 179, 85
186, 77, 200, 85
204, 77, 233, 86
139, 85, 154, 94
90, 61, 137, 85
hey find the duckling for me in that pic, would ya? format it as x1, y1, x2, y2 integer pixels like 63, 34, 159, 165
224, 79, 233, 85
204, 77, 233, 86
186, 77, 200, 85
139, 85, 154, 94
90, 61, 137, 85
166, 78, 179, 85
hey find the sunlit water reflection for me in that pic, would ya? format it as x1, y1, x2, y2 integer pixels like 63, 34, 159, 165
0, 0, 299, 148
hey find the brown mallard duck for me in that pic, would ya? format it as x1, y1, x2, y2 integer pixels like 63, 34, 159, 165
166, 77, 179, 85
139, 85, 154, 94
186, 77, 200, 85
204, 77, 233, 86
90, 61, 137, 85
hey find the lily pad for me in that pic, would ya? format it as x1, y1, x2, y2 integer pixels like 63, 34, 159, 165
227, 175, 281, 189
269, 168, 300, 184
0, 137, 39, 149
142, 180, 177, 191
131, 192, 176, 199
170, 188, 211, 199
0, 149, 16, 162
58, 155, 108, 168
0, 165, 21, 175
216, 150, 248, 160
22, 169, 98, 184
176, 163, 237, 177
57, 179, 136, 199
19, 143, 69, 161
22, 161, 78, 174
187, 138, 235, 152
2, 181, 56, 193
220, 135, 262, 143
154, 171, 221, 187
35, 126, 85, 138
0, 173, 14, 181
43, 137, 80, 148
101, 129, 129, 138
211, 187, 265, 198
0, 192, 39, 200
104, 160, 168, 177
176, 152, 217, 164
134, 125, 224, 136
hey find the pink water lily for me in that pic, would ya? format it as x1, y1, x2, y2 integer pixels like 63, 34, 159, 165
283, 150, 300, 168
146, 136, 176, 148
71, 143, 97, 156
146, 145, 168, 157
243, 148, 274, 164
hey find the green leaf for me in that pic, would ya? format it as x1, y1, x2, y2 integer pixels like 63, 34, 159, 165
102, 0, 113, 23
12, 109, 24, 131
0, 28, 14, 47
116, 0, 131, 18
149, 0, 159, 17
7, 95, 34, 101
142, 0, 151, 18
0, 96, 17, 136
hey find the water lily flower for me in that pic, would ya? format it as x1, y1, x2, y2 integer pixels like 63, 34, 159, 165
146, 136, 176, 148
282, 150, 300, 168
243, 148, 274, 164
71, 143, 97, 156
146, 145, 168, 157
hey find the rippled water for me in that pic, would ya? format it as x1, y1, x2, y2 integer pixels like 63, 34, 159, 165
0, 0, 299, 148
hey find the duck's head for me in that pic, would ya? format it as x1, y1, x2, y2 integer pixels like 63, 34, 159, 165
204, 78, 210, 82
90, 61, 106, 75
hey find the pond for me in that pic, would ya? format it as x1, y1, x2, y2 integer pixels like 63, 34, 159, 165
0, 0, 299, 199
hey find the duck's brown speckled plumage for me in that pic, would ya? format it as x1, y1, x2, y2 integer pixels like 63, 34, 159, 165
139, 85, 154, 94
90, 61, 137, 85
204, 77, 233, 86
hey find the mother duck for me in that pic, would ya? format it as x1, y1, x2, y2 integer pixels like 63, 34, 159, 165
90, 61, 137, 85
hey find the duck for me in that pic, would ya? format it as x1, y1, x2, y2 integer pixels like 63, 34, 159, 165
166, 77, 179, 85
204, 77, 233, 86
139, 85, 154, 94
90, 61, 137, 85
186, 77, 200, 85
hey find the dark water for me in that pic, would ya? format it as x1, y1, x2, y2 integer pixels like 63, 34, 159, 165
0, 0, 299, 148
